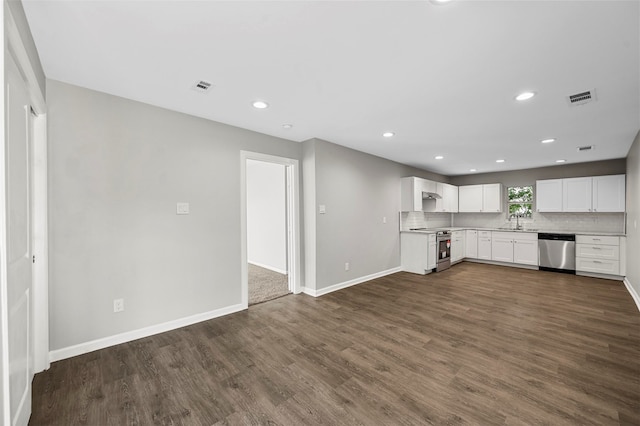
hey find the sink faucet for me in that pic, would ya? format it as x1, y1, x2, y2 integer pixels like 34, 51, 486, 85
510, 213, 523, 230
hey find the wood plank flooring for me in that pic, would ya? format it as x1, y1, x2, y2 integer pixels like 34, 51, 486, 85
31, 263, 640, 425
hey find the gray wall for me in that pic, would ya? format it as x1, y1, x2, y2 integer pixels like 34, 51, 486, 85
449, 159, 626, 187
47, 80, 302, 351
304, 138, 447, 291
247, 160, 286, 272
626, 132, 639, 299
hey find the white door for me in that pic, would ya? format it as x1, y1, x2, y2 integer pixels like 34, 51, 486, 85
491, 233, 514, 262
592, 175, 626, 213
482, 184, 502, 213
458, 185, 483, 212
4, 54, 34, 426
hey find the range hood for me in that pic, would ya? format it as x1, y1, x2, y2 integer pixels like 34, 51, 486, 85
422, 191, 442, 200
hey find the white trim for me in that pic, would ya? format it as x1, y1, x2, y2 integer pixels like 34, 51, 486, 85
49, 303, 245, 363
303, 267, 402, 297
31, 113, 49, 373
623, 278, 640, 312
240, 151, 302, 309
248, 261, 287, 275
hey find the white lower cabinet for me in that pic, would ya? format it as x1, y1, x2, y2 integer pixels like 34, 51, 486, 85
401, 232, 436, 275
491, 231, 538, 265
513, 234, 538, 265
477, 231, 492, 260
576, 235, 621, 276
491, 232, 514, 263
451, 231, 465, 263
465, 230, 478, 258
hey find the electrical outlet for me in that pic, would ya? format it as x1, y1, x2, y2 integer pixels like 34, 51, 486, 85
345, 262, 350, 271
383, 216, 387, 224
113, 298, 124, 313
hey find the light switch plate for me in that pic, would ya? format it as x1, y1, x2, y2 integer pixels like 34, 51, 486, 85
177, 202, 190, 215
319, 204, 326, 214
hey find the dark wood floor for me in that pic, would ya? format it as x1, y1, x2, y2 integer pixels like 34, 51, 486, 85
31, 262, 640, 425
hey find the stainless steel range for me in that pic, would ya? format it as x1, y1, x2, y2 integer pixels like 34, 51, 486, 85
436, 231, 451, 272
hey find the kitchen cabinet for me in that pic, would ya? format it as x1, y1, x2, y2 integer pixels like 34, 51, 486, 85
435, 183, 459, 213
576, 235, 621, 276
465, 230, 478, 258
536, 174, 626, 213
536, 179, 563, 212
563, 177, 592, 212
401, 177, 426, 212
491, 231, 538, 265
592, 175, 625, 212
451, 231, 465, 263
513, 233, 538, 265
458, 184, 502, 213
477, 231, 492, 260
401, 232, 436, 274
491, 232, 514, 263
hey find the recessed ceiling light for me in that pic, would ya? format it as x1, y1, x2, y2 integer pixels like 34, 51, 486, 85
515, 91, 536, 101
430, 0, 452, 4
435, 155, 444, 160
556, 159, 566, 163
282, 124, 293, 129
496, 159, 505, 163
469, 169, 477, 172
252, 100, 269, 109
541, 138, 556, 144
382, 132, 395, 138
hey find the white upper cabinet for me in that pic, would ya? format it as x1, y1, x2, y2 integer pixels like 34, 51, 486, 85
435, 183, 459, 213
592, 174, 625, 212
563, 177, 593, 212
458, 185, 483, 212
536, 174, 626, 213
401, 177, 425, 211
536, 179, 563, 212
459, 184, 502, 213
482, 184, 502, 212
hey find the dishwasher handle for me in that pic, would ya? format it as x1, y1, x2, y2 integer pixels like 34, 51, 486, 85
538, 233, 576, 242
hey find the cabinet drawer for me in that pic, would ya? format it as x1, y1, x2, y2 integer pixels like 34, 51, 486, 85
576, 258, 619, 275
576, 235, 619, 246
478, 230, 492, 238
576, 244, 619, 260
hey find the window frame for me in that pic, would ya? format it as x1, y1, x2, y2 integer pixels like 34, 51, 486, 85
507, 185, 534, 219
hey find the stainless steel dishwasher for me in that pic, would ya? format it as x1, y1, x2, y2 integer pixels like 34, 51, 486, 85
538, 233, 576, 274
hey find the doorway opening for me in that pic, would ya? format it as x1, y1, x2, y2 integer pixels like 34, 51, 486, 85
240, 152, 300, 308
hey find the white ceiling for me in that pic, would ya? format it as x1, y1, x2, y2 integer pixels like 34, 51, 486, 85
22, 0, 640, 176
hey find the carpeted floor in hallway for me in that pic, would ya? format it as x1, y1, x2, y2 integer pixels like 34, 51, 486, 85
248, 263, 290, 305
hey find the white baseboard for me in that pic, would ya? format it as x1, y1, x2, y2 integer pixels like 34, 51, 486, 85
624, 277, 640, 312
248, 261, 287, 275
303, 267, 402, 298
49, 303, 245, 363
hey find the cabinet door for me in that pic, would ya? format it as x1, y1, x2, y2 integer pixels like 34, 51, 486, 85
401, 177, 423, 212
482, 184, 503, 212
563, 177, 592, 212
465, 230, 478, 258
491, 233, 514, 262
513, 239, 538, 265
447, 184, 459, 213
536, 179, 563, 212
451, 231, 464, 262
478, 237, 492, 260
459, 185, 483, 212
592, 175, 625, 212
401, 233, 430, 274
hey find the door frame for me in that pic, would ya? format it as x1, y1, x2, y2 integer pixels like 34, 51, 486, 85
240, 151, 301, 308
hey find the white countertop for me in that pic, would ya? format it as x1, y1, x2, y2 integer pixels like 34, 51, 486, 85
401, 227, 626, 237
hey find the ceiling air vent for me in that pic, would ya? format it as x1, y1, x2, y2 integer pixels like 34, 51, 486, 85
566, 89, 597, 106
191, 80, 213, 93
577, 145, 595, 152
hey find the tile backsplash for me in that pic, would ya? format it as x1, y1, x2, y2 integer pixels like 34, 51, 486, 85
401, 211, 626, 234
453, 212, 625, 233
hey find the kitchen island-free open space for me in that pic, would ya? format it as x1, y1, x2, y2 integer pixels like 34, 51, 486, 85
30, 263, 639, 425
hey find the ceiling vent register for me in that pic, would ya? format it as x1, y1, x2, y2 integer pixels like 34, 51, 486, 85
566, 89, 597, 106
577, 145, 595, 152
192, 80, 213, 93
